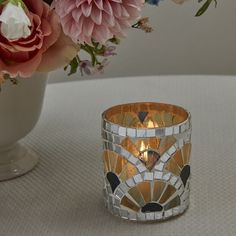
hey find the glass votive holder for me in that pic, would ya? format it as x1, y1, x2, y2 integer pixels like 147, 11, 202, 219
101, 102, 192, 221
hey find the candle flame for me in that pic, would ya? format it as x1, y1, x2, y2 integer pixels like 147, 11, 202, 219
147, 120, 154, 128
140, 141, 148, 162
140, 140, 146, 152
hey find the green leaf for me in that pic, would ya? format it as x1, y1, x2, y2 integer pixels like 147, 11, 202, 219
0, 0, 7, 4
195, 0, 215, 17
66, 57, 79, 76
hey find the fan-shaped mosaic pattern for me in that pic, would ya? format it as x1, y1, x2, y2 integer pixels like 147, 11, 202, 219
120, 181, 180, 213
165, 143, 191, 186
102, 103, 191, 221
103, 150, 137, 192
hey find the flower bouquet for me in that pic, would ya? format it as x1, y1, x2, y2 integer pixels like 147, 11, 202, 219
0, 0, 216, 85
0, 0, 215, 181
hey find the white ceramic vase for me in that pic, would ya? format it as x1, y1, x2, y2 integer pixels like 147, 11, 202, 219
0, 73, 48, 181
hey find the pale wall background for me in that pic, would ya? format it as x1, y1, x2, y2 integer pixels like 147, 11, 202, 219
49, 0, 236, 83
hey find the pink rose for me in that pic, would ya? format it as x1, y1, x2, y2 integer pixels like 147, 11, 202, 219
0, 0, 78, 79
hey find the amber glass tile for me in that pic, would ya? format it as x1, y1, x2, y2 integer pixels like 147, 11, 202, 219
173, 149, 184, 169
128, 187, 146, 207
165, 158, 182, 176
182, 143, 192, 165
119, 165, 128, 182
158, 136, 176, 155
108, 151, 117, 172
110, 113, 124, 125
121, 137, 140, 157
153, 113, 165, 128
121, 196, 140, 212
124, 113, 140, 127
159, 185, 176, 204
163, 112, 174, 127
103, 151, 110, 172
126, 163, 137, 178
115, 156, 128, 175
164, 196, 180, 210
153, 181, 166, 202
137, 182, 151, 203
119, 163, 137, 182
148, 137, 161, 150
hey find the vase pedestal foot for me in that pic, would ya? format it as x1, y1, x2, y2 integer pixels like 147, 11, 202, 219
0, 143, 39, 181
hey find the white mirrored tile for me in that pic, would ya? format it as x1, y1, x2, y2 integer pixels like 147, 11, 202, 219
154, 171, 163, 180
120, 209, 129, 219
146, 213, 155, 221
133, 174, 143, 184
137, 129, 146, 137
170, 176, 178, 185
160, 153, 170, 162
154, 212, 163, 220
127, 128, 136, 137
128, 212, 137, 221
137, 163, 146, 173
113, 135, 121, 144
155, 128, 165, 137
144, 172, 154, 181
173, 125, 180, 134
119, 184, 129, 193
179, 186, 184, 196
128, 155, 139, 165
105, 122, 111, 131
114, 198, 120, 207
180, 123, 186, 133
114, 145, 121, 154
167, 145, 177, 155
163, 173, 171, 181
185, 121, 190, 130
120, 149, 130, 158
146, 129, 156, 137
137, 213, 146, 221
155, 162, 164, 171
111, 125, 118, 134
178, 139, 184, 148
107, 185, 112, 194
118, 127, 126, 136
165, 127, 173, 136
114, 189, 124, 200
126, 178, 135, 187
172, 206, 181, 216
164, 209, 173, 218
175, 180, 182, 189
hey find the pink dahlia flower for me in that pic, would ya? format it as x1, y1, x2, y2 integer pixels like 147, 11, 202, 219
52, 0, 144, 44
0, 0, 78, 79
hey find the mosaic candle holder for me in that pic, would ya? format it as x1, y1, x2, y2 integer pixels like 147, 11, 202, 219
101, 102, 192, 221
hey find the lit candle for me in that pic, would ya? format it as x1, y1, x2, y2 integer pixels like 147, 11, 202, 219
102, 102, 192, 222
139, 140, 160, 171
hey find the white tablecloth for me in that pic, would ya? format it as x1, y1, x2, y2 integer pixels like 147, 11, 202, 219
1, 76, 236, 236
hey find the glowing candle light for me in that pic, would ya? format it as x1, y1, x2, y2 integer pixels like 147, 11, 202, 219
139, 141, 148, 163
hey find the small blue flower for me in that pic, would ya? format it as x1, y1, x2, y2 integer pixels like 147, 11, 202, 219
145, 0, 163, 6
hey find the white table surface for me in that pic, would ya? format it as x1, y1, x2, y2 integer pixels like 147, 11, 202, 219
1, 76, 236, 236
